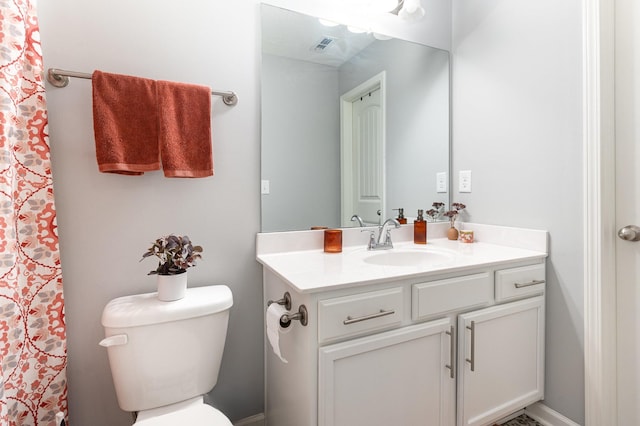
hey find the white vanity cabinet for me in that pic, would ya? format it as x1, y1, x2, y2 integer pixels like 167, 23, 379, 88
319, 318, 455, 426
263, 260, 546, 426
457, 296, 545, 426
258, 225, 549, 426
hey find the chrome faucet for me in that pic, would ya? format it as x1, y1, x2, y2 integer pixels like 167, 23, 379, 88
365, 218, 401, 250
350, 214, 365, 227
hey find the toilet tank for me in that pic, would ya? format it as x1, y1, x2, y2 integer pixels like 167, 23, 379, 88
100, 285, 233, 412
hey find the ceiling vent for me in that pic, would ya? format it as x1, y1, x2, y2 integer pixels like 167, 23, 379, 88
311, 37, 336, 52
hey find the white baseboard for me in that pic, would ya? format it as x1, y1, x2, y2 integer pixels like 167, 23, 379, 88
525, 402, 581, 426
233, 413, 265, 426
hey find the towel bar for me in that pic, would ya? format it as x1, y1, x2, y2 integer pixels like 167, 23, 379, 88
46, 68, 238, 106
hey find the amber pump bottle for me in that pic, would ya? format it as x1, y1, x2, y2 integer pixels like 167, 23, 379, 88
414, 209, 427, 244
395, 208, 407, 224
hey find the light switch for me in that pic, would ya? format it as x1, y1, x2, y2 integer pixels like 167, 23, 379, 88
261, 179, 270, 195
436, 172, 447, 193
459, 170, 472, 193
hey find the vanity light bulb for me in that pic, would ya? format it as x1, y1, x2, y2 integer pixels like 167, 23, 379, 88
347, 25, 368, 34
318, 18, 340, 27
398, 0, 425, 21
404, 0, 418, 13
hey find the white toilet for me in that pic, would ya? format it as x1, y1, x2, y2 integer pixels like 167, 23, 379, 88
100, 285, 234, 425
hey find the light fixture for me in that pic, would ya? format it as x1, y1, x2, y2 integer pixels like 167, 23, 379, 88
318, 18, 340, 27
393, 0, 425, 21
347, 25, 368, 34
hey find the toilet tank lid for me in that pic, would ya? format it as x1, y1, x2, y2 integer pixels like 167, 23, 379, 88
101, 285, 233, 328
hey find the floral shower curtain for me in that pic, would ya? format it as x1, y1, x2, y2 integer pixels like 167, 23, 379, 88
0, 0, 68, 425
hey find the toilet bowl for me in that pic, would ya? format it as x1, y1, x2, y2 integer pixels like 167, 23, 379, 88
100, 285, 233, 425
133, 397, 231, 425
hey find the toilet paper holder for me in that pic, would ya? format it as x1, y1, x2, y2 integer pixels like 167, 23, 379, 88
268, 292, 292, 311
267, 291, 308, 327
280, 304, 308, 327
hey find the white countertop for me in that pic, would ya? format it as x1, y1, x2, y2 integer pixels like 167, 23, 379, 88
256, 223, 548, 293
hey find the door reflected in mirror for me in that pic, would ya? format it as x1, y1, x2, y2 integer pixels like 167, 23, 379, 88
261, 4, 450, 232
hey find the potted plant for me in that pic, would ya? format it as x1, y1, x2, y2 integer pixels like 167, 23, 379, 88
141, 234, 203, 301
443, 203, 466, 240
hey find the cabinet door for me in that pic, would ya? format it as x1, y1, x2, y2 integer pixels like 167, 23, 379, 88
319, 319, 455, 426
457, 296, 545, 426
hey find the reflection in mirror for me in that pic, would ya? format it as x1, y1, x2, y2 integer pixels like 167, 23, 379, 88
261, 4, 450, 232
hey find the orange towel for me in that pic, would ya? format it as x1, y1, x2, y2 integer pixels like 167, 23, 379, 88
156, 80, 213, 178
92, 71, 160, 175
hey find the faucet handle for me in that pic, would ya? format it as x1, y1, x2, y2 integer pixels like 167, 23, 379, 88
361, 229, 376, 249
383, 228, 394, 245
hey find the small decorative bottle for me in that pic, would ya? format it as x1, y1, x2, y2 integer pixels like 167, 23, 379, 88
414, 209, 427, 244
395, 208, 407, 225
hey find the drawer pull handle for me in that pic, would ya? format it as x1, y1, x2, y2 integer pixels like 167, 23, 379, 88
343, 309, 395, 325
466, 321, 475, 372
445, 325, 455, 379
514, 279, 546, 289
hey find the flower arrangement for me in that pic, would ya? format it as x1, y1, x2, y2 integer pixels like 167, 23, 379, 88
424, 202, 446, 222
432, 201, 445, 211
141, 234, 203, 275
444, 203, 466, 228
425, 209, 440, 222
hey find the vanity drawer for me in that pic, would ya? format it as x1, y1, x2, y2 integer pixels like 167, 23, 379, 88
412, 273, 492, 321
495, 263, 546, 302
318, 287, 403, 343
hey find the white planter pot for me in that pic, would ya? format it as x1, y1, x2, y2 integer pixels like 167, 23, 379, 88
156, 272, 188, 301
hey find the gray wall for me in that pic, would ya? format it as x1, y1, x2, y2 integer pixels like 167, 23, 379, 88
261, 55, 341, 232
38, 1, 263, 424
451, 0, 584, 423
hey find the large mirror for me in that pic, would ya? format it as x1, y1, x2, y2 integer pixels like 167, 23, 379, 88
261, 4, 450, 232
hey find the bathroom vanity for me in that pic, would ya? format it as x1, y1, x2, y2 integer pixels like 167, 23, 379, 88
257, 223, 548, 426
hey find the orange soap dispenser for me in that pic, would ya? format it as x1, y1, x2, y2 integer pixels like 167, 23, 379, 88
394, 208, 407, 224
414, 209, 427, 244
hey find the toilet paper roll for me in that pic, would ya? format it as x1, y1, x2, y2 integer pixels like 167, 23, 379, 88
266, 303, 290, 363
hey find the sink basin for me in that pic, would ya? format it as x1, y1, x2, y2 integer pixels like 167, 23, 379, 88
362, 248, 455, 267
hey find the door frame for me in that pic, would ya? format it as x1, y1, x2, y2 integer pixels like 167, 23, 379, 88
583, 0, 617, 424
340, 71, 387, 227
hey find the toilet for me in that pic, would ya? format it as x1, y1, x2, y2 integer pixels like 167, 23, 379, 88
99, 285, 233, 425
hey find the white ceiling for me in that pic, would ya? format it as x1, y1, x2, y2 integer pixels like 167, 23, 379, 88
261, 5, 380, 68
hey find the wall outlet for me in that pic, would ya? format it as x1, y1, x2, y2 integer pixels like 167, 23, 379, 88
261, 179, 270, 195
459, 170, 472, 193
436, 172, 447, 193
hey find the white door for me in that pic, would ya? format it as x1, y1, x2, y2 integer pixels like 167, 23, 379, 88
615, 0, 640, 423
457, 297, 545, 426
350, 88, 383, 225
341, 72, 386, 227
318, 319, 455, 426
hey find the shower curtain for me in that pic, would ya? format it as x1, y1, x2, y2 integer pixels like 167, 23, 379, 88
0, 0, 68, 425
